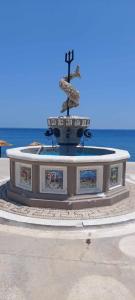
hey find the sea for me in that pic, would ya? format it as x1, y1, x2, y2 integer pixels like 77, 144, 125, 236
0, 128, 135, 161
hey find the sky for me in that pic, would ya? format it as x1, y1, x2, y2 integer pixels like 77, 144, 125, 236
0, 0, 135, 129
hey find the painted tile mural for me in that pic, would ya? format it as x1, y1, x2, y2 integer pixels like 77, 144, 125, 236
45, 169, 63, 191
80, 169, 97, 190
110, 166, 119, 187
20, 166, 32, 189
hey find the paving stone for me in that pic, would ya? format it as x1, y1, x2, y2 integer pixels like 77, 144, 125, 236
0, 179, 135, 221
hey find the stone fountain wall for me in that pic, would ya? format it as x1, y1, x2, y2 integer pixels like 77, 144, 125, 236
7, 156, 129, 209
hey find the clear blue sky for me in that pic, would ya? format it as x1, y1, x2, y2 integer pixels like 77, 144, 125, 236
0, 0, 135, 129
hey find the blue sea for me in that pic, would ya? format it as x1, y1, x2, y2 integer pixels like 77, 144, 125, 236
0, 128, 135, 161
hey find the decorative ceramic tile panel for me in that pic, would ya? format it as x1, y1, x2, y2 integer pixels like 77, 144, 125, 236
40, 166, 67, 194
109, 163, 123, 189
76, 166, 103, 194
15, 162, 32, 191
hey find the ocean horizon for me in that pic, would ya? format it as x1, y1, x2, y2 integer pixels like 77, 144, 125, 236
0, 128, 135, 161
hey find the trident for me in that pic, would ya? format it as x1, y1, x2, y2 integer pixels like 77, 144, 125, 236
65, 50, 74, 116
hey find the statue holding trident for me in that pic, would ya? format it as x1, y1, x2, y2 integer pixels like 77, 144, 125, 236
59, 50, 81, 115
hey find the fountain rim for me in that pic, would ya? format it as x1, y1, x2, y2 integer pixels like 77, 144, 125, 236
6, 145, 130, 163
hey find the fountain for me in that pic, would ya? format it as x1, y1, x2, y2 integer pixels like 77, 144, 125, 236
7, 51, 130, 209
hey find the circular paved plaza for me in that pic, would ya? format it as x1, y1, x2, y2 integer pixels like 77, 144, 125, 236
0, 159, 135, 299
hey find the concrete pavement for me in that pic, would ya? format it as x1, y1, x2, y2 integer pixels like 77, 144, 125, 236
0, 159, 135, 299
0, 222, 135, 299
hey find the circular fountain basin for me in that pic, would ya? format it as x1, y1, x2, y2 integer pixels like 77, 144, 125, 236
7, 146, 130, 209
22, 145, 115, 157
